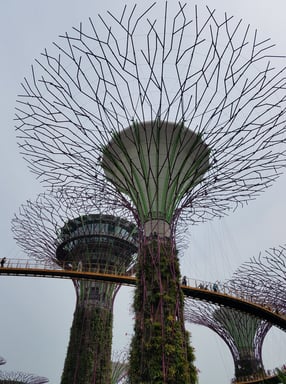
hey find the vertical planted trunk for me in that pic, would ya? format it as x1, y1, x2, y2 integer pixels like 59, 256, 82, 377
61, 303, 113, 384
129, 237, 197, 384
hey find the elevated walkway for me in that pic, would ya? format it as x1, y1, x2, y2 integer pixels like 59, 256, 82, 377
0, 259, 285, 330
234, 370, 285, 384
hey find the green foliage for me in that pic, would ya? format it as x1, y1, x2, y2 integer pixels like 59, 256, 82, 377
276, 369, 286, 384
129, 239, 197, 384
61, 305, 113, 384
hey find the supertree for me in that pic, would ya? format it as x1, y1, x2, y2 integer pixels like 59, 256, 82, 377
111, 361, 128, 384
15, 2, 286, 383
0, 358, 6, 366
12, 189, 137, 384
231, 246, 286, 316
111, 351, 129, 384
184, 296, 272, 383
0, 371, 48, 384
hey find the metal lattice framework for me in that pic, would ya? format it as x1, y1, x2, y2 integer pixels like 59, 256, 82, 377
184, 295, 271, 382
12, 189, 137, 384
0, 359, 6, 367
0, 371, 49, 384
185, 250, 286, 383
12, 185, 189, 258
15, 2, 286, 226
13, 2, 286, 383
12, 187, 136, 265
231, 246, 286, 316
111, 351, 129, 384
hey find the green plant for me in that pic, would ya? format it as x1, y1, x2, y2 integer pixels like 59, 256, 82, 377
276, 369, 286, 384
61, 305, 113, 384
129, 238, 197, 384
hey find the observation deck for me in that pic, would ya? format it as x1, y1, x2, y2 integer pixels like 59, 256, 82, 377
56, 214, 137, 272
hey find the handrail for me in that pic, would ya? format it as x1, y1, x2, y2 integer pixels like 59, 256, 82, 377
233, 366, 286, 384
0, 259, 285, 330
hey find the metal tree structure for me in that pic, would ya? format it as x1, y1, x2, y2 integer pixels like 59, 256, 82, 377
111, 351, 129, 384
184, 297, 272, 383
231, 246, 286, 316
12, 189, 137, 384
0, 359, 6, 366
0, 371, 48, 384
111, 361, 128, 384
14, 2, 286, 383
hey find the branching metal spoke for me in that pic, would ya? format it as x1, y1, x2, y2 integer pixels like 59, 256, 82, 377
231, 246, 286, 315
12, 188, 138, 384
12, 188, 136, 264
15, 3, 286, 225
0, 370, 49, 383
185, 288, 272, 382
12, 4, 286, 384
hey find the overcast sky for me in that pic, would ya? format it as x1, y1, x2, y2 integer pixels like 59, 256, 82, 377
1, 1, 286, 383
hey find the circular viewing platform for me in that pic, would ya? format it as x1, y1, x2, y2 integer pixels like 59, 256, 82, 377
56, 214, 138, 272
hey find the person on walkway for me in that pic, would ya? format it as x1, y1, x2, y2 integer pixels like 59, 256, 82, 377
213, 282, 218, 292
77, 260, 83, 271
182, 276, 187, 286
0, 257, 6, 267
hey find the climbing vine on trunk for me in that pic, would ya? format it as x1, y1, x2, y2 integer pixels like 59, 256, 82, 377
129, 237, 197, 384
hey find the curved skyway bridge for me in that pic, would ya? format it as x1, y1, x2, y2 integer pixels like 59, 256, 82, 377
0, 258, 285, 331
233, 367, 286, 384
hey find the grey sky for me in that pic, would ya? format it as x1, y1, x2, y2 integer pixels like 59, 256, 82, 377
1, 1, 286, 383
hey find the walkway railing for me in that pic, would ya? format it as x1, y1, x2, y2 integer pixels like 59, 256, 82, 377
2, 258, 61, 270
232, 365, 286, 384
0, 258, 285, 329
182, 276, 285, 319
0, 258, 134, 275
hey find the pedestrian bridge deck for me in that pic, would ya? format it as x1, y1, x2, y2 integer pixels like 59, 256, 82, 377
234, 370, 284, 384
0, 259, 285, 331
